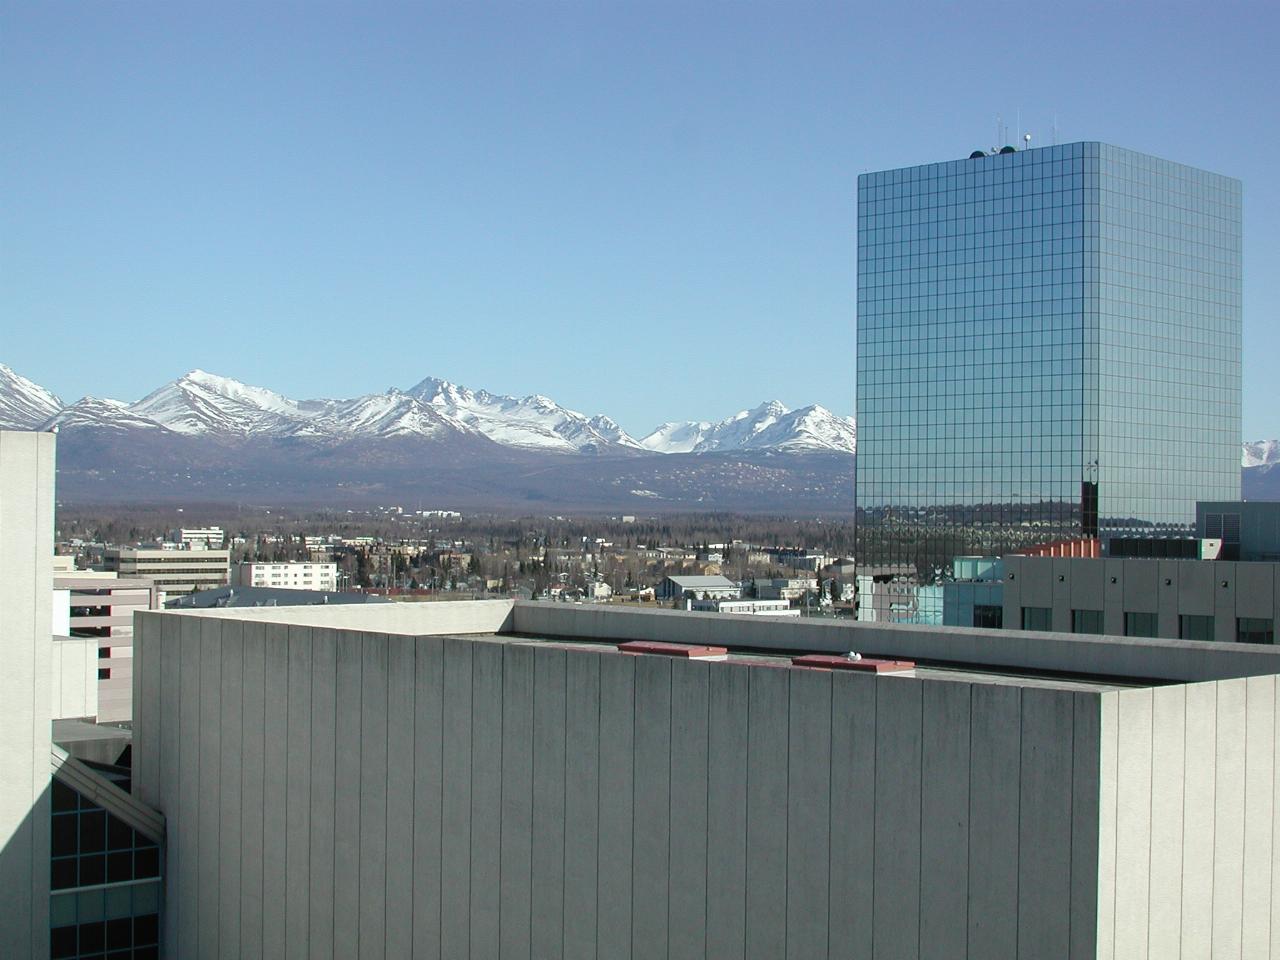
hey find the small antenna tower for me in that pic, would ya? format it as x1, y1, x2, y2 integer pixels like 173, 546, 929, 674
1052, 115, 1059, 145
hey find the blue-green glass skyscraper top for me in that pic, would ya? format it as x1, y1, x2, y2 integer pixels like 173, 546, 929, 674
855, 142, 1241, 576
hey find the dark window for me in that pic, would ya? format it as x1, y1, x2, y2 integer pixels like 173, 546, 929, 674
79, 810, 105, 852
1072, 609, 1104, 634
97, 668, 111, 680
1021, 606, 1052, 631
134, 845, 160, 878
972, 604, 1003, 629
98, 647, 111, 659
51, 858, 77, 890
1180, 615, 1215, 642
1238, 618, 1275, 645
79, 853, 105, 886
1124, 611, 1159, 638
51, 926, 77, 959
107, 818, 132, 851
52, 814, 77, 857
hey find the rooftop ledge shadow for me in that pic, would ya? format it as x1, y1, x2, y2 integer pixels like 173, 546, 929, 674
142, 600, 1280, 686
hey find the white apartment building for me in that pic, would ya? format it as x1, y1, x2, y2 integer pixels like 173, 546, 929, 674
174, 526, 225, 549
233, 561, 338, 591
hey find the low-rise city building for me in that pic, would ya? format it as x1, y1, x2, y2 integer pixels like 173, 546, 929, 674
233, 561, 338, 591
104, 546, 230, 596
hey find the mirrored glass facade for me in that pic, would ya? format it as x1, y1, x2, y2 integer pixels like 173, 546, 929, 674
856, 142, 1241, 577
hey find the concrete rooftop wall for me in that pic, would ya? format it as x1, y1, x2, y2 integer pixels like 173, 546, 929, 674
134, 610, 1103, 959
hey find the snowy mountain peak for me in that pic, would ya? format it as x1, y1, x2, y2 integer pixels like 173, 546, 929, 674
1244, 440, 1280, 469
407, 376, 642, 453
640, 400, 854, 454
0, 363, 64, 429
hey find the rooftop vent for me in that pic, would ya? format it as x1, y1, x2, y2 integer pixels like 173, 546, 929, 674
999, 145, 1017, 154
969, 150, 987, 159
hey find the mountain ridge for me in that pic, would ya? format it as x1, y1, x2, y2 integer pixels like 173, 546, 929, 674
1, 365, 857, 455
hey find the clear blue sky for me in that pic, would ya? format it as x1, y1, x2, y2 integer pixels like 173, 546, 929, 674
4, 1, 1277, 438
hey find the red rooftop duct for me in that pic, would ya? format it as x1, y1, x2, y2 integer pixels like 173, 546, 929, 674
791, 654, 915, 673
616, 640, 728, 659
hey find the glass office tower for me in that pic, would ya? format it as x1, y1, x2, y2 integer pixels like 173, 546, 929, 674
855, 142, 1241, 578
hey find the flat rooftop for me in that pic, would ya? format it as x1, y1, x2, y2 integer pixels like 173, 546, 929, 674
149, 598, 1280, 688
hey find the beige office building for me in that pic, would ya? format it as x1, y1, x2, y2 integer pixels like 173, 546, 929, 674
104, 547, 229, 596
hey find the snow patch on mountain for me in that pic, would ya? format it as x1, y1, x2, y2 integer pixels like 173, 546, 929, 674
640, 401, 856, 454
43, 397, 173, 433
1244, 440, 1280, 469
0, 363, 64, 429
408, 377, 643, 453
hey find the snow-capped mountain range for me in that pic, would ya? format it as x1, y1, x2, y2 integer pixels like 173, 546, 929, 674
0, 364, 856, 455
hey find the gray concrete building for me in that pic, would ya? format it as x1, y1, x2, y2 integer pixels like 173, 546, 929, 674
135, 598, 1280, 958
1004, 554, 1280, 643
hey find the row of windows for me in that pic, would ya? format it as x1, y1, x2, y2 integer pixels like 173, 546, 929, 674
1020, 607, 1275, 644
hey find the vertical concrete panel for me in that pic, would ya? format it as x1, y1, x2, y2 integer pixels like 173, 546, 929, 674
1095, 691, 1118, 960
332, 630, 363, 960
441, 637, 473, 960
531, 647, 568, 960
284, 627, 314, 960
828, 671, 876, 960
786, 668, 831, 960
967, 683, 1020, 959
873, 677, 923, 959
261, 622, 290, 960
1017, 687, 1074, 956
597, 652, 635, 959
157, 613, 183, 954
1147, 685, 1185, 960
1243, 675, 1275, 960
745, 664, 788, 960
668, 659, 710, 960
308, 630, 337, 960
563, 650, 601, 960
470, 641, 504, 959
176, 615, 203, 958
499, 644, 534, 960
1181, 681, 1217, 955
1069, 693, 1101, 960
633, 654, 673, 960
1114, 689, 1153, 960
920, 678, 970, 960
385, 633, 417, 959
134, 614, 158, 805
359, 634, 390, 960
239, 619, 267, 958
1214, 678, 1247, 958
707, 661, 749, 960
413, 636, 445, 960
197, 618, 224, 960
1272, 676, 1280, 960
218, 621, 245, 956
